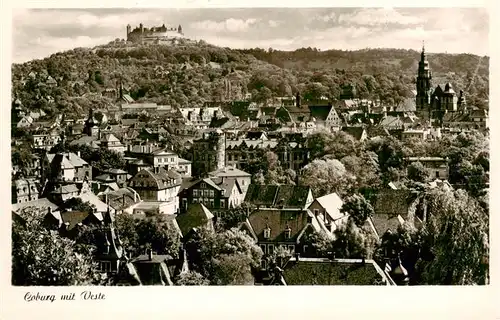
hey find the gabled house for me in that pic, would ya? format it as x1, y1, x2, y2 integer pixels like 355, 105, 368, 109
100, 133, 126, 154
42, 152, 92, 183
127, 250, 174, 285
366, 189, 420, 239
341, 126, 368, 141
208, 166, 252, 195
176, 203, 215, 238
178, 177, 243, 213
238, 208, 325, 264
128, 167, 182, 214
307, 193, 347, 234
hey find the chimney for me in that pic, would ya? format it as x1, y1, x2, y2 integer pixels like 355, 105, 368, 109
295, 252, 300, 263
77, 151, 81, 158
148, 249, 153, 261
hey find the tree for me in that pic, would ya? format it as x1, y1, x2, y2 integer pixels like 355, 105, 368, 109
332, 219, 378, 259
340, 194, 374, 227
115, 213, 181, 259
302, 231, 333, 257
417, 189, 489, 285
300, 159, 355, 198
185, 228, 263, 285
213, 204, 252, 231
12, 209, 99, 286
407, 161, 431, 183
175, 271, 210, 286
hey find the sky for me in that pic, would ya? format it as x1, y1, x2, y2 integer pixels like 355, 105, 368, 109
11, 7, 489, 63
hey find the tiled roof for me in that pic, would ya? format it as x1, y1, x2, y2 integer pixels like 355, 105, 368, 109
99, 187, 140, 211
341, 126, 366, 140
60, 210, 101, 231
244, 184, 312, 209
373, 189, 416, 219
368, 214, 404, 238
281, 258, 391, 285
246, 208, 313, 242
176, 203, 214, 237
130, 168, 182, 190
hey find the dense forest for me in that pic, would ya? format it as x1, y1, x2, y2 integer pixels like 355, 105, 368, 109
11, 39, 489, 118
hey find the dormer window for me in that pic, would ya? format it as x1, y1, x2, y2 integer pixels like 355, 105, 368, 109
263, 227, 271, 239
284, 226, 292, 239
201, 183, 206, 189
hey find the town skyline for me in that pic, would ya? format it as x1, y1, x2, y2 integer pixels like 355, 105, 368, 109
12, 7, 489, 63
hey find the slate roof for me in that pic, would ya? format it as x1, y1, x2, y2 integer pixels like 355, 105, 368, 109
244, 184, 312, 209
176, 203, 214, 237
373, 189, 416, 219
308, 105, 332, 121
245, 208, 314, 242
341, 126, 366, 140
60, 210, 101, 231
368, 214, 405, 238
281, 258, 391, 285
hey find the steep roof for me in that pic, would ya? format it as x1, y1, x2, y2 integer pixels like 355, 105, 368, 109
373, 189, 415, 219
246, 208, 314, 242
342, 126, 366, 140
308, 105, 333, 121
313, 193, 344, 221
60, 210, 101, 231
176, 203, 214, 237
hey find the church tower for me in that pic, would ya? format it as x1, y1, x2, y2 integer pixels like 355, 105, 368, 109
416, 42, 432, 118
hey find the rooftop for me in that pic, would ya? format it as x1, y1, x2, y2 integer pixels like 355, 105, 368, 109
281, 257, 393, 285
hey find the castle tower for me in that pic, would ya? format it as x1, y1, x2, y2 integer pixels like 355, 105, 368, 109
416, 42, 433, 118
126, 24, 131, 37
139, 23, 144, 34
178, 24, 183, 35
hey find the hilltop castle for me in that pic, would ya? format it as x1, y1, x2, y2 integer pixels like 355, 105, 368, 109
126, 23, 185, 44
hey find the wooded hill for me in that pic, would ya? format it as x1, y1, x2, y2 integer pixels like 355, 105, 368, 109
11, 39, 489, 118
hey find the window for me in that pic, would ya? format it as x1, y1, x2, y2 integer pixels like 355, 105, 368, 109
220, 199, 225, 208
284, 226, 292, 239
303, 245, 309, 253
260, 244, 267, 254
193, 198, 198, 203
288, 245, 295, 253
436, 171, 440, 178
201, 183, 206, 189
268, 244, 274, 255
204, 198, 209, 206
209, 190, 214, 197
313, 209, 319, 216
209, 199, 214, 208
263, 227, 271, 239
193, 190, 198, 197
182, 198, 187, 209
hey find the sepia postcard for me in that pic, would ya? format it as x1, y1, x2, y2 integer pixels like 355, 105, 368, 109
1, 1, 498, 319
